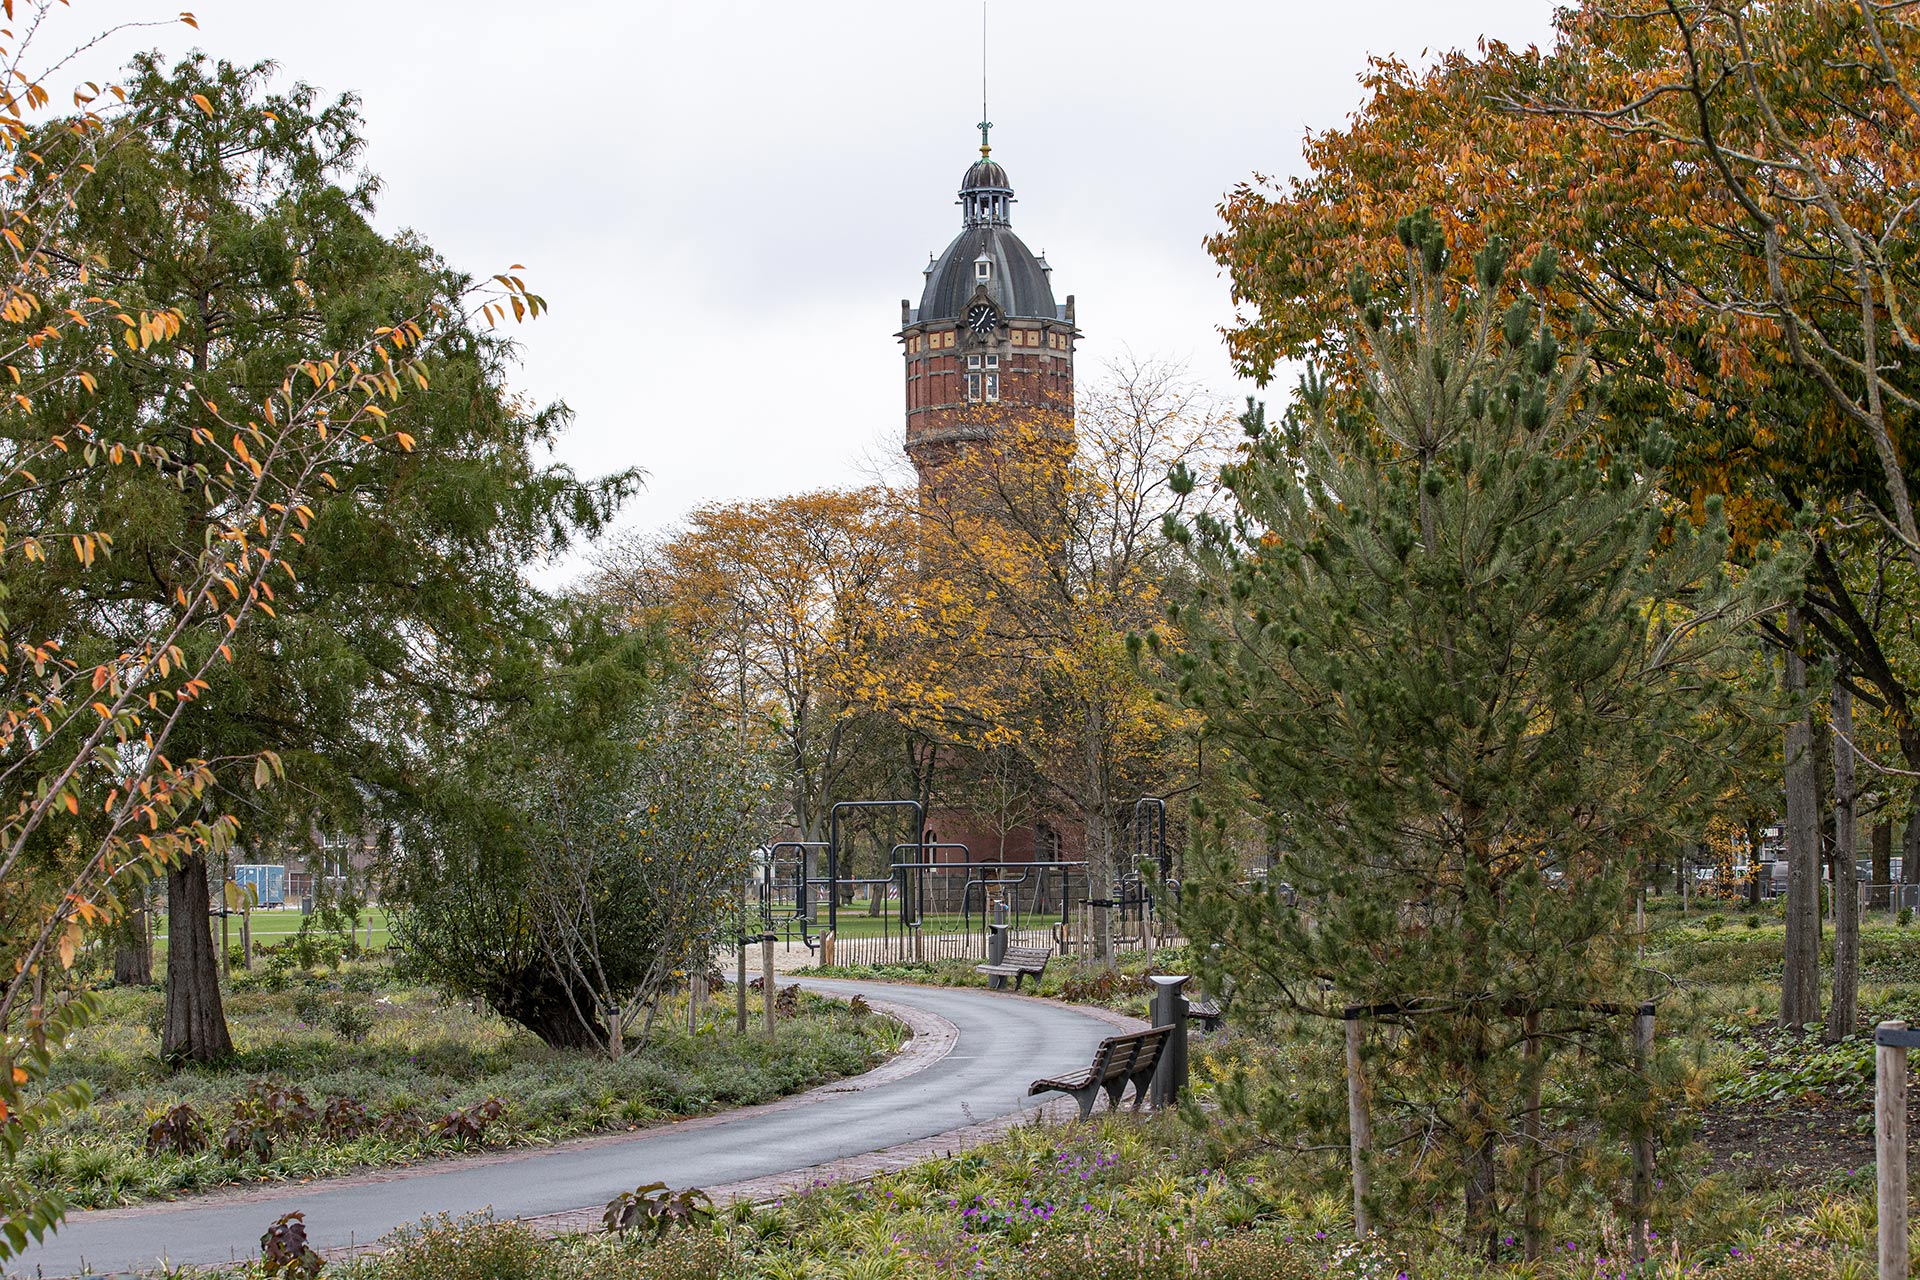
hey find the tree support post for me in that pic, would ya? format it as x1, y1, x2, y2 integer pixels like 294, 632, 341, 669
736, 932, 748, 1035
1344, 1007, 1372, 1239
1148, 975, 1189, 1108
1522, 1012, 1543, 1261
1630, 1001, 1656, 1261
1059, 866, 1072, 954
1877, 1020, 1916, 1280
761, 935, 776, 1040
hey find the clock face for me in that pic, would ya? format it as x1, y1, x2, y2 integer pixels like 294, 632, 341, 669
967, 303, 997, 335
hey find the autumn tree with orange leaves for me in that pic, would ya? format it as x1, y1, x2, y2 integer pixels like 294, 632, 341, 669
1208, 0, 1920, 1035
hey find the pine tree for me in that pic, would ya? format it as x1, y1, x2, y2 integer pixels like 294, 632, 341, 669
1164, 216, 1777, 1254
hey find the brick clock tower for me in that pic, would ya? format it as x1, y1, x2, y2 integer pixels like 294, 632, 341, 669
899, 125, 1077, 486
898, 125, 1080, 870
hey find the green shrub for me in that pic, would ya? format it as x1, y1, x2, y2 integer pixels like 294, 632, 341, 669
291, 989, 329, 1026
375, 1212, 545, 1280
1745, 913, 1763, 930
1702, 913, 1726, 932
330, 1002, 374, 1044
1900, 907, 1913, 929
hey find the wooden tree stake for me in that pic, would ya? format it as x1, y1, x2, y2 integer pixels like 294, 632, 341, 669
1345, 1010, 1372, 1238
1630, 1003, 1656, 1261
1878, 1020, 1912, 1280
761, 936, 776, 1039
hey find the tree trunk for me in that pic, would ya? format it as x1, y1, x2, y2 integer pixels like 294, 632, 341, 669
114, 896, 152, 986
1781, 611, 1823, 1029
1873, 819, 1894, 911
1082, 705, 1117, 965
488, 969, 603, 1050
1812, 695, 1836, 923
1826, 676, 1859, 1043
1462, 1015, 1500, 1261
162, 853, 234, 1062
1085, 811, 1115, 965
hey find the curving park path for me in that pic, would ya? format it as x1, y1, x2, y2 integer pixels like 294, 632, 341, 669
8, 979, 1131, 1279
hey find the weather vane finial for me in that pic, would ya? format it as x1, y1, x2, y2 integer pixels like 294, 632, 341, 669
978, 2, 991, 157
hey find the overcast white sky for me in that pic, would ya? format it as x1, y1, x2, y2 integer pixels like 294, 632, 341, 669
74, 1, 1559, 580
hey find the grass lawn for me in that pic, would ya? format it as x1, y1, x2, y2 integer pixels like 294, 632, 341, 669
27, 961, 904, 1210
152, 906, 396, 951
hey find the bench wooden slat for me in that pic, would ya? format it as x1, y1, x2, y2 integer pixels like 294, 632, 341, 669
1028, 1026, 1174, 1118
975, 943, 1054, 991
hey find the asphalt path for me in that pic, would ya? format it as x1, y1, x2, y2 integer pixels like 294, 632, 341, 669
8, 979, 1118, 1278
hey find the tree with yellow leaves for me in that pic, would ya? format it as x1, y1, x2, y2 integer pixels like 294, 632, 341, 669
906, 360, 1233, 956
594, 488, 919, 861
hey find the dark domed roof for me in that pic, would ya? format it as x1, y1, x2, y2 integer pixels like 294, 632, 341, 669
919, 223, 1056, 322
914, 152, 1056, 324
961, 158, 1010, 192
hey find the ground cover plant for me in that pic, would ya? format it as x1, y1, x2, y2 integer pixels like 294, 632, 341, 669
22, 963, 903, 1210
787, 902, 1920, 1271
144, 1103, 1895, 1280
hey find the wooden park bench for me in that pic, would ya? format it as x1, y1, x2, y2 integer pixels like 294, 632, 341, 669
1186, 979, 1234, 1034
1028, 1025, 1174, 1119
976, 943, 1053, 991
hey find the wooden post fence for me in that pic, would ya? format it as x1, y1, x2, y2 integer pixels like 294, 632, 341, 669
1876, 1020, 1915, 1280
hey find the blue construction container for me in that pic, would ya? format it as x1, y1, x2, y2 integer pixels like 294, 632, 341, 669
232, 864, 286, 907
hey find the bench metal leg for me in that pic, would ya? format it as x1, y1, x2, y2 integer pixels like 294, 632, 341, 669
1072, 1086, 1099, 1119
1103, 1079, 1127, 1112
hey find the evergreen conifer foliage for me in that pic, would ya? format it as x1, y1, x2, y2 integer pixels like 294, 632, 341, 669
1165, 217, 1771, 1253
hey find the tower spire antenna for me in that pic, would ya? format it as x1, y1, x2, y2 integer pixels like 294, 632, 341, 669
977, 1, 992, 157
